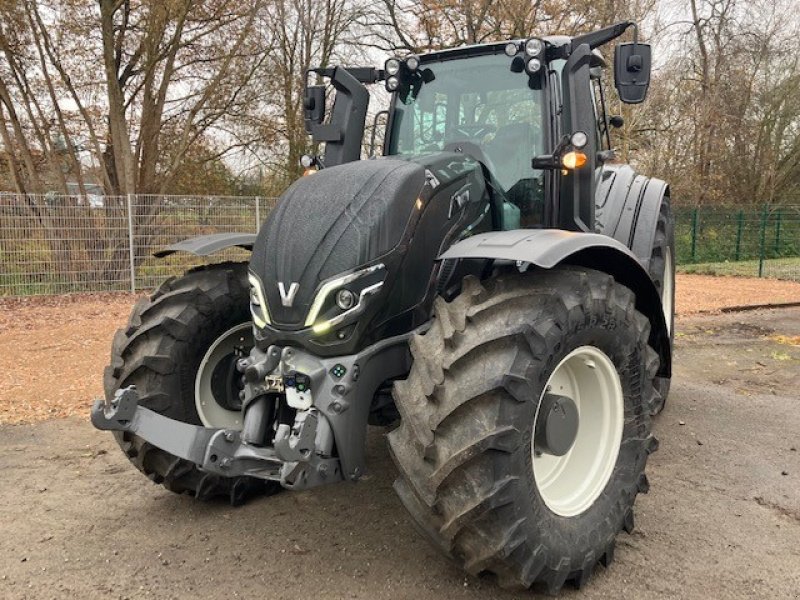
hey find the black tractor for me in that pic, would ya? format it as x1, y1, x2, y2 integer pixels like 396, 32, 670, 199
93, 21, 674, 593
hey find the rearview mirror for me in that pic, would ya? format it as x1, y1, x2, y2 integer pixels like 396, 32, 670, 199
303, 85, 326, 133
614, 43, 651, 104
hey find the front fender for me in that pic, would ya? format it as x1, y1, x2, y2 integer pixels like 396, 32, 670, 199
439, 229, 671, 378
152, 232, 256, 258
439, 229, 636, 267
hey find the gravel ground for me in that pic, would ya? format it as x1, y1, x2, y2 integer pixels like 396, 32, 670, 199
0, 308, 798, 599
1, 273, 799, 425
676, 274, 800, 312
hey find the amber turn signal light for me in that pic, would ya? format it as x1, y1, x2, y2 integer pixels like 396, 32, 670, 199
561, 151, 587, 170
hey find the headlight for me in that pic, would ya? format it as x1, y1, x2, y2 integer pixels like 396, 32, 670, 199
526, 57, 542, 73
248, 272, 270, 328
504, 42, 519, 57
405, 55, 420, 71
335, 288, 356, 310
525, 38, 543, 56
385, 58, 401, 76
386, 75, 399, 91
305, 264, 386, 334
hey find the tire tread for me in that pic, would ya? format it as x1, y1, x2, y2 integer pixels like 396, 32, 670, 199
104, 262, 275, 505
389, 267, 659, 591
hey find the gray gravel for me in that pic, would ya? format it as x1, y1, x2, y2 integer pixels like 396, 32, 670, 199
1, 308, 798, 599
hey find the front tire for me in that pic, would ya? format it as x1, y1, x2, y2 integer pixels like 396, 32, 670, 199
389, 268, 659, 592
103, 262, 277, 505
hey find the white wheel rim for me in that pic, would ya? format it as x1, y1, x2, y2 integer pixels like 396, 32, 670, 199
532, 346, 624, 517
662, 247, 674, 337
194, 323, 252, 430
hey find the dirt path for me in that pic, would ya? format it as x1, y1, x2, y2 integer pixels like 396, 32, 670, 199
2, 274, 800, 425
1, 309, 798, 599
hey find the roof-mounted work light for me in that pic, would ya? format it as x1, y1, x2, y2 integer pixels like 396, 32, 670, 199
525, 38, 544, 56
385, 58, 401, 76
524, 38, 545, 74
526, 57, 542, 73
385, 57, 401, 92
384, 55, 422, 91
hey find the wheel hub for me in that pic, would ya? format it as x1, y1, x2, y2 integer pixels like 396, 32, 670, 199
534, 393, 579, 456
209, 353, 244, 411
532, 346, 624, 517
195, 323, 253, 430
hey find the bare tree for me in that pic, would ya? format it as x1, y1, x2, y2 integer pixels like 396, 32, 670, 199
636, 0, 800, 207
240, 0, 366, 189
2, 0, 800, 212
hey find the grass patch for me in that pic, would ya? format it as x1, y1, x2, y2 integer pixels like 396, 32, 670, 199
678, 257, 800, 282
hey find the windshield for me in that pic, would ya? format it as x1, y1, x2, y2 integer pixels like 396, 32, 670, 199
386, 53, 545, 227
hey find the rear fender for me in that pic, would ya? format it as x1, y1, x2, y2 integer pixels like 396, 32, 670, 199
439, 229, 671, 377
595, 164, 670, 268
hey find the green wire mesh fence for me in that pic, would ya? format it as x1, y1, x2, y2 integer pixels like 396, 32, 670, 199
675, 205, 800, 281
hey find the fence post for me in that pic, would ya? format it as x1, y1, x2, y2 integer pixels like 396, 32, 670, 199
690, 207, 698, 263
127, 193, 136, 293
774, 208, 782, 256
734, 210, 744, 261
255, 196, 261, 232
758, 203, 768, 277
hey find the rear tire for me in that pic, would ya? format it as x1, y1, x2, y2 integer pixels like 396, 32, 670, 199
389, 268, 659, 592
103, 262, 278, 505
648, 198, 675, 413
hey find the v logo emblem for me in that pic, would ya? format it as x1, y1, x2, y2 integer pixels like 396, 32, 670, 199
277, 282, 299, 307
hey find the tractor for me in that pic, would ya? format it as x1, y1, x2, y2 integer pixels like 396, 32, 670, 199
93, 20, 674, 593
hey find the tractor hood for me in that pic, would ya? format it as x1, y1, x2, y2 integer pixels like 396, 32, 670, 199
250, 158, 426, 327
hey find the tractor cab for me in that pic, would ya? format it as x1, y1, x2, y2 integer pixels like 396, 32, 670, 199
385, 49, 547, 228
303, 22, 652, 233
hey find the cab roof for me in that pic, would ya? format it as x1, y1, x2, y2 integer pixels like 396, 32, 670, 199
416, 21, 633, 65
416, 36, 570, 65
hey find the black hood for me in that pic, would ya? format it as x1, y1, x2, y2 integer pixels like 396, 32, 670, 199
250, 158, 426, 326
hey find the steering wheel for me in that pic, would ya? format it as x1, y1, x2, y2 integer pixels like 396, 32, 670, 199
444, 140, 498, 171
443, 140, 518, 209
452, 124, 496, 140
